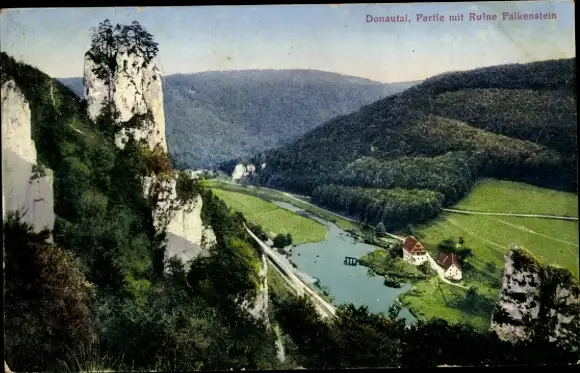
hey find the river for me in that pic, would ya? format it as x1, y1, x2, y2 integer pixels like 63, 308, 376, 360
271, 200, 417, 325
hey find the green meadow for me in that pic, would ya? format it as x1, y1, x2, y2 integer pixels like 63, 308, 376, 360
406, 179, 579, 330
454, 179, 578, 217
210, 188, 328, 245
206, 179, 364, 234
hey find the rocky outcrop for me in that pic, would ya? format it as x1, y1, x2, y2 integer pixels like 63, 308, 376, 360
84, 50, 167, 152
490, 248, 579, 350
1, 80, 55, 236
84, 49, 214, 266
232, 163, 256, 181
165, 194, 217, 269
242, 253, 270, 326
83, 53, 110, 123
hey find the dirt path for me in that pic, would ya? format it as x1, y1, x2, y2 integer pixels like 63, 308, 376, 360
443, 208, 578, 221
497, 219, 579, 247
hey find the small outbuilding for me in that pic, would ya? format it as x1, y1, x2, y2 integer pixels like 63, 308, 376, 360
437, 252, 462, 280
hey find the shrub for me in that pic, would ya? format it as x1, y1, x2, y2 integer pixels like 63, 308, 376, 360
176, 171, 200, 202
4, 211, 95, 372
273, 233, 289, 248
144, 143, 172, 176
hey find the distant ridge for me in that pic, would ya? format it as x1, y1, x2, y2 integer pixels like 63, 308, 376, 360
246, 58, 577, 232
58, 70, 420, 168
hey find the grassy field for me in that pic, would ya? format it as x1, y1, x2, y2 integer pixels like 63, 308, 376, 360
455, 179, 578, 217
205, 179, 366, 235
418, 214, 579, 277
406, 179, 579, 330
210, 188, 328, 245
400, 277, 496, 331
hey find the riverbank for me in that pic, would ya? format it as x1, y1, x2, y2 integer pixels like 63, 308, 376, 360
205, 179, 369, 236
209, 182, 418, 323
358, 249, 432, 288
210, 188, 328, 245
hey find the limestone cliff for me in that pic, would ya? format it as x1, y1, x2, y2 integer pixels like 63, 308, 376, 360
84, 50, 167, 152
1, 80, 55, 237
232, 163, 256, 181
490, 248, 579, 351
84, 49, 214, 266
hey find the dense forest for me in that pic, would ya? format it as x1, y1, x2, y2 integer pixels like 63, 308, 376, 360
59, 71, 420, 169
246, 58, 577, 231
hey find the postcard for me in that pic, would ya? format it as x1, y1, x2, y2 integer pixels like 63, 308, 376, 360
1, 1, 577, 371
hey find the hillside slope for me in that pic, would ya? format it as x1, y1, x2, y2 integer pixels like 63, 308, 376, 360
58, 71, 419, 168
246, 58, 577, 231
2, 48, 283, 371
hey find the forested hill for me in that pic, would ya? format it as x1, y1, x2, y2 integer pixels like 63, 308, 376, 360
247, 58, 577, 232
58, 71, 419, 168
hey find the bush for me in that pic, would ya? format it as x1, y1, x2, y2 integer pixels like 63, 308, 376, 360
273, 233, 289, 248
176, 171, 200, 202
4, 211, 95, 372
143, 143, 172, 176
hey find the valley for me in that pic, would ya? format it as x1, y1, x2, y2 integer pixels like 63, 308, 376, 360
208, 177, 578, 331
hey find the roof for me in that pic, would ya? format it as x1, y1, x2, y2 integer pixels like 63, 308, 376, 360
403, 236, 426, 254
437, 252, 462, 271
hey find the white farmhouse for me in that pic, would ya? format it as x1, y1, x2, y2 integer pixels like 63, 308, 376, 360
402, 236, 428, 265
437, 252, 463, 280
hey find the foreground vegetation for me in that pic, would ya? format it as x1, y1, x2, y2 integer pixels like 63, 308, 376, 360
269, 288, 579, 368
3, 26, 283, 371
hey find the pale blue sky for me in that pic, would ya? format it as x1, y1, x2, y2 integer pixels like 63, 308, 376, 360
0, 1, 575, 83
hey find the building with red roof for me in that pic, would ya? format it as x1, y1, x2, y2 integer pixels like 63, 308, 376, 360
402, 236, 428, 265
437, 252, 463, 280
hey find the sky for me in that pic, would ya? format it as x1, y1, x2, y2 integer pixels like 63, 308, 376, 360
0, 1, 575, 83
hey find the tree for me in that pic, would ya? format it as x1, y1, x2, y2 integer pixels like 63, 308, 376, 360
88, 20, 160, 102
176, 171, 200, 202
376, 221, 386, 236
273, 234, 288, 249
485, 261, 497, 273
286, 233, 293, 246
89, 19, 118, 101
457, 247, 473, 262
458, 236, 465, 245
466, 286, 478, 306
438, 238, 457, 253
387, 302, 402, 321
117, 21, 159, 64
